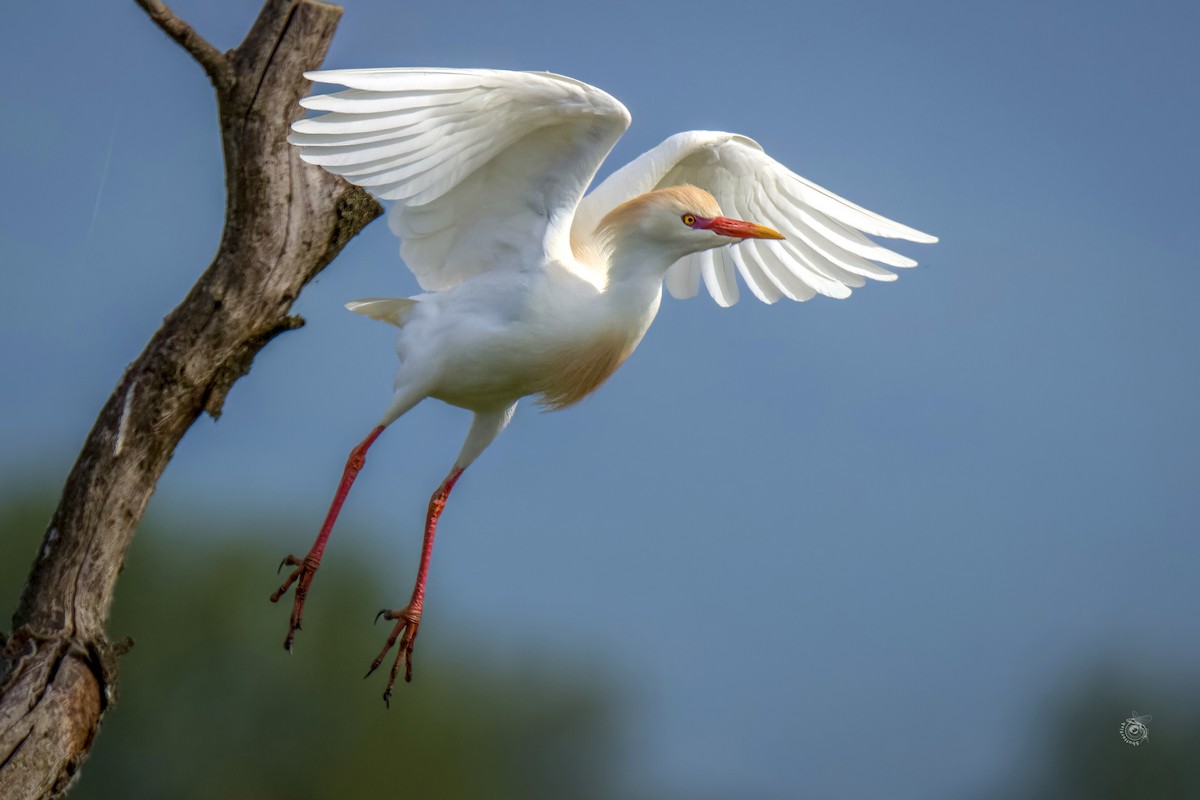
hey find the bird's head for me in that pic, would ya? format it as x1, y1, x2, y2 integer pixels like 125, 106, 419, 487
595, 184, 783, 269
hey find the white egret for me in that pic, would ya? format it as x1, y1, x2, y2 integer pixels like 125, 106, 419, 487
271, 68, 937, 704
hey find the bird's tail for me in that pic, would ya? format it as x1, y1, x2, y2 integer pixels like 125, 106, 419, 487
345, 297, 419, 328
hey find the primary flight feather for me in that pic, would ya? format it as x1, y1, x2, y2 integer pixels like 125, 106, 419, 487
273, 68, 937, 704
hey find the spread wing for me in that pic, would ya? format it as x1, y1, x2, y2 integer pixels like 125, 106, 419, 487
289, 69, 630, 291
572, 131, 937, 306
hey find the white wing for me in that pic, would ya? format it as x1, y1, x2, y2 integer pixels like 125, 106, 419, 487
573, 131, 937, 306
289, 69, 630, 291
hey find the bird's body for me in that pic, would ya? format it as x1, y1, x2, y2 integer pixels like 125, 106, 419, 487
392, 257, 658, 413
270, 68, 937, 703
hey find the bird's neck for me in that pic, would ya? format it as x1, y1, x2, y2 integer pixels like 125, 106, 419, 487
587, 237, 668, 334
603, 233, 690, 290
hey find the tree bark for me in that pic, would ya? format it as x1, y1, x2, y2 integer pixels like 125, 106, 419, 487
0, 2, 382, 796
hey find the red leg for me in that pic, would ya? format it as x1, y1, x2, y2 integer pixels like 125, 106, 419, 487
365, 465, 464, 706
271, 425, 385, 651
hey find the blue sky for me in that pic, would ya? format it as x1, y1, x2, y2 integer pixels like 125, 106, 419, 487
2, 1, 1199, 797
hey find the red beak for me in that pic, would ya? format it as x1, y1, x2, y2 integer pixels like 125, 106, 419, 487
705, 216, 785, 240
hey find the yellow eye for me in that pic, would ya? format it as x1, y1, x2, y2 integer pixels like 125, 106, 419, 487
682, 214, 696, 226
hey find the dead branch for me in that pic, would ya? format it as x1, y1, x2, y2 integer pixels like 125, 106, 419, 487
0, 2, 382, 797
132, 0, 232, 89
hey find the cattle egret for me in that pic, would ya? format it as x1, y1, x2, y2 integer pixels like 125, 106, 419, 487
271, 68, 937, 704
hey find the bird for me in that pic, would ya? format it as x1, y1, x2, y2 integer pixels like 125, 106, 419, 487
270, 67, 937, 705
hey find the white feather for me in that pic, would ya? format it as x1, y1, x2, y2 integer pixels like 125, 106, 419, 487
291, 70, 935, 308
665, 257, 702, 300
345, 297, 420, 328
573, 131, 935, 306
290, 69, 630, 292
699, 249, 738, 308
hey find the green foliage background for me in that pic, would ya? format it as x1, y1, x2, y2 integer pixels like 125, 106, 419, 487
0, 494, 631, 800
3, 490, 1199, 799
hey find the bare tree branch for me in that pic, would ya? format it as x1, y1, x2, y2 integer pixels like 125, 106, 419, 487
0, 2, 382, 797
132, 0, 232, 89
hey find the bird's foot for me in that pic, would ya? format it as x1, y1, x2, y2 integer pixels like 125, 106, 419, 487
364, 604, 422, 707
269, 553, 320, 652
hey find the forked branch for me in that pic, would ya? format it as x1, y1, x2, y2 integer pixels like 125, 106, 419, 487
132, 0, 232, 89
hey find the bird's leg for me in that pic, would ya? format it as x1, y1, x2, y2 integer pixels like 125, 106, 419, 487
368, 468, 462, 699
365, 466, 464, 706
271, 425, 385, 651
361, 405, 514, 705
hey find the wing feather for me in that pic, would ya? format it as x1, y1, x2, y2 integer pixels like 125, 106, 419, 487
296, 114, 478, 167
716, 189, 783, 304
665, 257, 702, 300
726, 247, 783, 305
761, 183, 902, 279
756, 243, 819, 302
290, 69, 630, 291
291, 107, 465, 136
574, 131, 935, 306
299, 89, 476, 114
302, 68, 490, 92
773, 178, 917, 267
743, 191, 857, 296
699, 249, 739, 308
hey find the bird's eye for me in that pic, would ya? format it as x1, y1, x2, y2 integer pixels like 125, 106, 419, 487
682, 214, 696, 226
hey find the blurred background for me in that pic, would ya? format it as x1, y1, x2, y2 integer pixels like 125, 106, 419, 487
2, 1, 1199, 798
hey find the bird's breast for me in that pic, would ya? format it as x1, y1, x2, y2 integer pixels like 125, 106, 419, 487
532, 327, 641, 411
412, 269, 659, 412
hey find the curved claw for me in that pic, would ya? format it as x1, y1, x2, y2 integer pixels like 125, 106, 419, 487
373, 608, 389, 625
364, 605, 421, 706
270, 555, 306, 602
276, 555, 299, 575
271, 554, 320, 651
